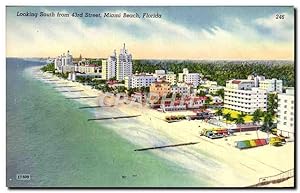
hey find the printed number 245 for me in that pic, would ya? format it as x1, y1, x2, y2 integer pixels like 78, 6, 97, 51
276, 14, 285, 19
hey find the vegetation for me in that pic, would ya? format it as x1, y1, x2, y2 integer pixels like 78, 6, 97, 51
55, 72, 69, 79
204, 97, 213, 107
41, 63, 55, 73
215, 108, 223, 120
88, 59, 102, 66
216, 89, 224, 99
251, 109, 263, 124
251, 109, 263, 138
127, 87, 150, 96
223, 113, 232, 124
261, 112, 275, 132
235, 113, 246, 134
197, 90, 207, 97
133, 60, 294, 87
267, 93, 278, 115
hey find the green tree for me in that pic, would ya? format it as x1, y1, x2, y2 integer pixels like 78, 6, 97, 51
223, 113, 232, 125
235, 114, 245, 134
41, 63, 55, 73
216, 89, 224, 100
215, 108, 223, 120
262, 112, 273, 132
267, 93, 278, 115
251, 109, 263, 138
197, 90, 207, 97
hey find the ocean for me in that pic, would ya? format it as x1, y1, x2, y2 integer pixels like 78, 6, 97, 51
6, 58, 208, 187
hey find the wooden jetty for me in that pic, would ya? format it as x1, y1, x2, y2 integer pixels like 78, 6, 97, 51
134, 142, 199, 151
46, 79, 59, 82
79, 105, 114, 109
53, 86, 76, 88
88, 115, 141, 121
65, 96, 98, 99
60, 90, 84, 93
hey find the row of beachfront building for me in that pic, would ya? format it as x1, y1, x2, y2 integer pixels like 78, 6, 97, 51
52, 45, 294, 136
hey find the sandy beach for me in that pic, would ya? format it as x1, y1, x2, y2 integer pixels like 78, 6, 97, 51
32, 68, 294, 187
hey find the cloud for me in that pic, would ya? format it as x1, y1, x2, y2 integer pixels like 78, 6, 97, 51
6, 8, 294, 60
254, 12, 294, 41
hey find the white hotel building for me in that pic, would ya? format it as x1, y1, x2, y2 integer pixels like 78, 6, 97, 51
54, 50, 73, 73
125, 73, 157, 89
224, 79, 267, 114
178, 68, 200, 87
102, 50, 117, 80
277, 88, 294, 137
116, 44, 133, 81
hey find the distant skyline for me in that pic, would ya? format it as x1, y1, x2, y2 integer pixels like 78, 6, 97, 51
6, 6, 294, 60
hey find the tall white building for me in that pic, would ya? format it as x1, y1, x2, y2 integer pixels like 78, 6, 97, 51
102, 50, 117, 80
125, 73, 157, 89
224, 79, 267, 114
54, 50, 73, 73
178, 68, 200, 87
117, 44, 133, 81
277, 88, 294, 137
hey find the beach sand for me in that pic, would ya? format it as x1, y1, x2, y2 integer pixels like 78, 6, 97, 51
33, 68, 295, 187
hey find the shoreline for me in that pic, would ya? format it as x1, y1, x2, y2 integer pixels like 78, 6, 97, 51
31, 67, 294, 187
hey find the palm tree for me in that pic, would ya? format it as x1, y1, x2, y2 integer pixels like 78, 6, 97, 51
223, 113, 232, 125
215, 108, 223, 120
235, 114, 245, 134
263, 112, 274, 141
267, 93, 278, 115
252, 109, 263, 138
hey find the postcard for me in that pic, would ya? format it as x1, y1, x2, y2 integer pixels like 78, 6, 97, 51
6, 6, 295, 188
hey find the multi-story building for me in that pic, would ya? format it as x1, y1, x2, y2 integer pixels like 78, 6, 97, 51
170, 83, 190, 95
165, 72, 177, 85
259, 79, 283, 93
149, 81, 171, 97
178, 68, 200, 87
78, 64, 101, 74
117, 44, 132, 81
277, 88, 294, 137
102, 50, 117, 80
208, 85, 224, 94
247, 74, 283, 93
125, 73, 157, 89
54, 50, 73, 73
224, 79, 267, 114
198, 80, 223, 94
201, 80, 218, 87
153, 70, 166, 80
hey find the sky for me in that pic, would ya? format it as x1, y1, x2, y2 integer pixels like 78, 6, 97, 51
6, 6, 294, 60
